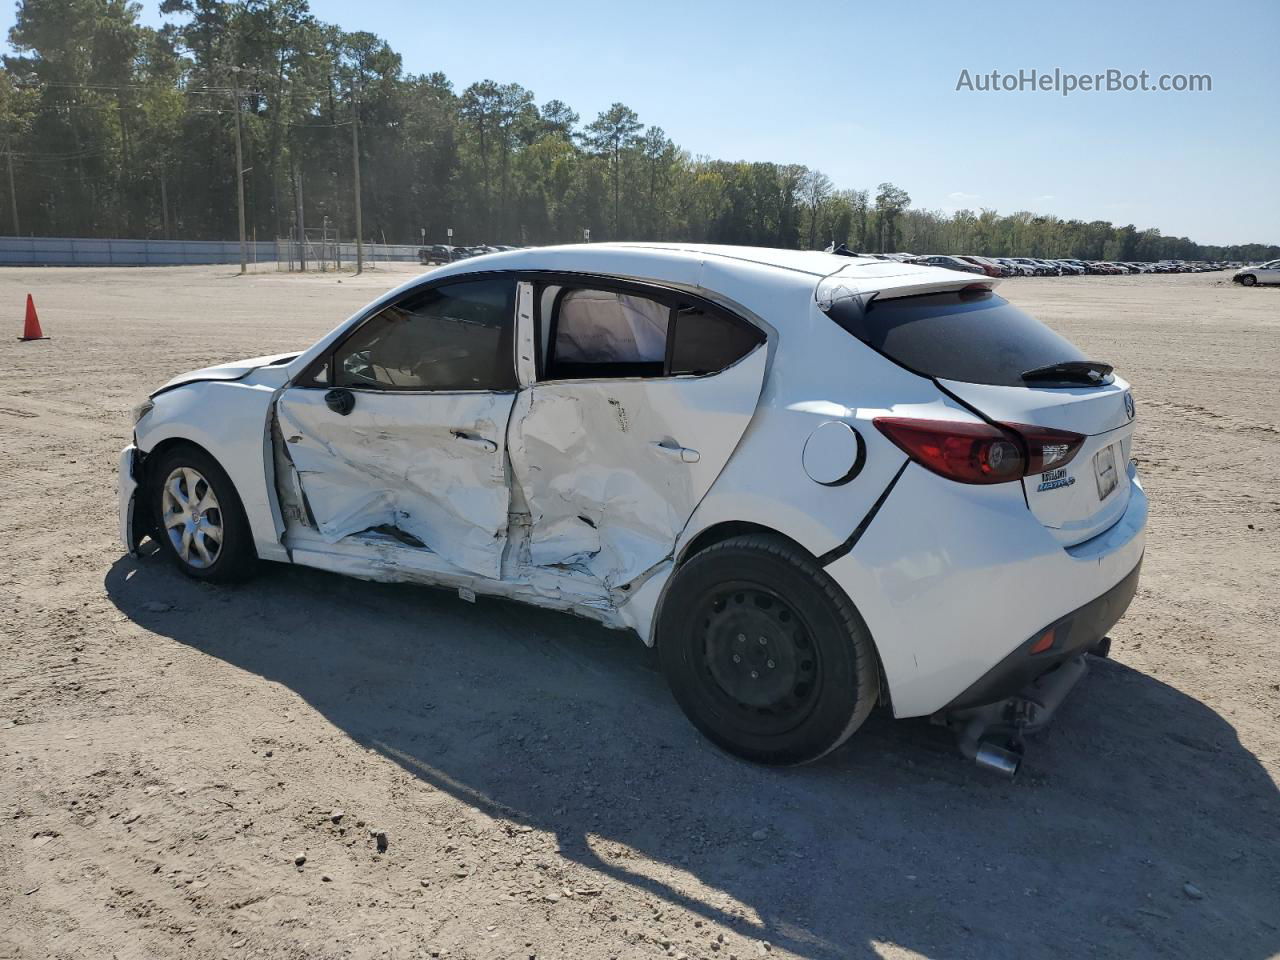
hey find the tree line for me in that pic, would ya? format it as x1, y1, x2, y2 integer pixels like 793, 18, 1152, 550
2, 0, 1276, 263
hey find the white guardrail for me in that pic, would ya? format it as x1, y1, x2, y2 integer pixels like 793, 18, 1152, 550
0, 236, 421, 266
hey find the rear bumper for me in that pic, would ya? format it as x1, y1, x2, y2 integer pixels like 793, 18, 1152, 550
827, 462, 1147, 718
942, 555, 1140, 712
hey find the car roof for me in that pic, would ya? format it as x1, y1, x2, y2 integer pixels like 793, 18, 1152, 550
418, 242, 992, 301
424, 241, 884, 280
283, 243, 998, 383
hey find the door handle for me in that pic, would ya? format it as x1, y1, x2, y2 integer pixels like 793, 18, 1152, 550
451, 430, 498, 453
651, 441, 700, 463
325, 388, 355, 416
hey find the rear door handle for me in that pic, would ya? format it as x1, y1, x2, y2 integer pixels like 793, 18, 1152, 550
651, 441, 700, 463
451, 430, 498, 453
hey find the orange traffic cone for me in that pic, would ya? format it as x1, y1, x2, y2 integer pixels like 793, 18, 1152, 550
19, 294, 47, 341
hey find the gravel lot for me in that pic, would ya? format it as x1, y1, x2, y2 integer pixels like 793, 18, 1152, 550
1, 264, 1277, 960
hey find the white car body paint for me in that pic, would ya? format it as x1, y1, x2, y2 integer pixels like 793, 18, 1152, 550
276, 388, 516, 578
506, 345, 767, 587
120, 242, 1147, 720
138, 367, 294, 562
830, 462, 1146, 718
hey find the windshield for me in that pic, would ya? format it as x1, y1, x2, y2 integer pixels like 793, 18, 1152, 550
824, 289, 1093, 388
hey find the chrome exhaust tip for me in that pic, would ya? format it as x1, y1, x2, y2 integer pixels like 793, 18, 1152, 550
974, 741, 1022, 778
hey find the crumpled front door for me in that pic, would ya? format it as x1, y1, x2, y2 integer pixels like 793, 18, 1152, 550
275, 387, 516, 579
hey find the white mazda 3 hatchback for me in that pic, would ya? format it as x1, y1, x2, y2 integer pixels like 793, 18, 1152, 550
119, 244, 1146, 773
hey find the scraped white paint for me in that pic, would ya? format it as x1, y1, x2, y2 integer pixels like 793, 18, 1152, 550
285, 524, 626, 627
508, 346, 769, 587
275, 387, 516, 579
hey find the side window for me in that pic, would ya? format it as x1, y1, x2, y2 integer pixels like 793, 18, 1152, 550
669, 305, 765, 375
539, 282, 763, 381
333, 278, 516, 391
545, 288, 669, 379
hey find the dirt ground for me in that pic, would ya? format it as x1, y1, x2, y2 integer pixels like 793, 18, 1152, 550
1, 263, 1277, 960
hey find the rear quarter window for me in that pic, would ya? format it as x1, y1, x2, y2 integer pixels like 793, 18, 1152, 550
825, 289, 1086, 388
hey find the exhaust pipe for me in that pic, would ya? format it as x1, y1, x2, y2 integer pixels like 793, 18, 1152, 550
974, 740, 1022, 778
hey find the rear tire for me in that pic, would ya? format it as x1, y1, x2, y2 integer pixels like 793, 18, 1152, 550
656, 534, 878, 765
148, 444, 257, 583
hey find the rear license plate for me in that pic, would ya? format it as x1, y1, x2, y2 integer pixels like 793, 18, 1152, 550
1094, 444, 1118, 500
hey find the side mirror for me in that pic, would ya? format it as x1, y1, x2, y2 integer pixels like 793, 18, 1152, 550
325, 388, 355, 416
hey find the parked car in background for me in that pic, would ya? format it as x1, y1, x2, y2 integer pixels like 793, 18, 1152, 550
996, 258, 1036, 277
418, 244, 455, 265
905, 254, 987, 275
1009, 257, 1054, 277
1233, 259, 1280, 286
118, 243, 1145, 774
956, 255, 1006, 278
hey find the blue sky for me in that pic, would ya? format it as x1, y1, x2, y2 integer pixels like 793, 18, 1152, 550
5, 0, 1277, 245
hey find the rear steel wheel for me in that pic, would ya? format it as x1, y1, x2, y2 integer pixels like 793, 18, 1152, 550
696, 583, 821, 736
657, 534, 879, 765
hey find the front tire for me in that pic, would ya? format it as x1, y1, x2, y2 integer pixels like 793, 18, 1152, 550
1240, 274, 1258, 287
149, 444, 257, 582
656, 534, 879, 765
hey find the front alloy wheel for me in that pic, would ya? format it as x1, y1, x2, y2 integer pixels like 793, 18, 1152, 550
148, 444, 257, 582
161, 466, 224, 569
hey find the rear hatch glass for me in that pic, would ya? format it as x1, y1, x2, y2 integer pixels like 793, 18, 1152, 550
825, 288, 1088, 387
825, 288, 1134, 547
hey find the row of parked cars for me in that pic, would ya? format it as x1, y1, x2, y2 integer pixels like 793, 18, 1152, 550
879, 253, 1237, 278
418, 244, 520, 265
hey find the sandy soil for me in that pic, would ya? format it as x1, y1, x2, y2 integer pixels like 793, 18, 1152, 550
1, 264, 1277, 960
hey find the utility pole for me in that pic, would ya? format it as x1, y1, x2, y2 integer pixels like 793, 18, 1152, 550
351, 83, 363, 275
230, 66, 247, 275
5, 133, 19, 235
159, 156, 170, 239
294, 163, 306, 271
5, 135, 18, 236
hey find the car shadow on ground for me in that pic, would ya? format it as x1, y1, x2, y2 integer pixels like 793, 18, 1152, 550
105, 551, 1280, 960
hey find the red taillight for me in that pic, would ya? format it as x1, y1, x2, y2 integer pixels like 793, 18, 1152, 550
873, 417, 1086, 485
874, 417, 1024, 484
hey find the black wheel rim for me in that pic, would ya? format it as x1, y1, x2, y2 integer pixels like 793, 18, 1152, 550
692, 581, 822, 736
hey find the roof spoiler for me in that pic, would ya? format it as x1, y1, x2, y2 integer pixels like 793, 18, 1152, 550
816, 270, 998, 313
